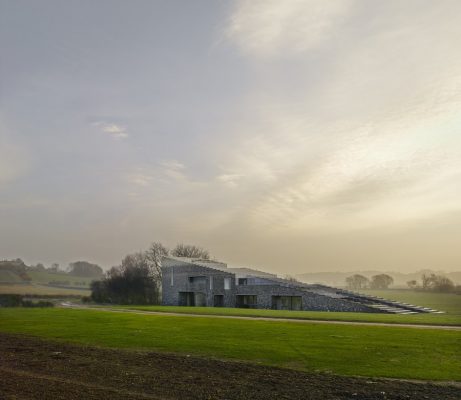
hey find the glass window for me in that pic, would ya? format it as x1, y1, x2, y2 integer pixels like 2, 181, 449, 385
224, 277, 231, 290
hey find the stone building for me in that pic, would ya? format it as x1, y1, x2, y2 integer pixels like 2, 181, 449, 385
161, 256, 437, 314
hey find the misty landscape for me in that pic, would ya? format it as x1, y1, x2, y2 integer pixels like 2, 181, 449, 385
1, 1, 461, 399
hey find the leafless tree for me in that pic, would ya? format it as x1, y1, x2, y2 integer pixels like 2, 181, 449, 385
407, 280, 418, 289
171, 243, 210, 259
145, 242, 169, 280
369, 274, 394, 289
345, 274, 369, 290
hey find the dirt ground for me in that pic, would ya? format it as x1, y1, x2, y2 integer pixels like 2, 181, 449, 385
0, 333, 459, 400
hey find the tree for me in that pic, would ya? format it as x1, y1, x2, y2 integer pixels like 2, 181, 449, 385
34, 263, 45, 271
69, 261, 103, 277
145, 242, 169, 281
421, 274, 454, 293
369, 274, 394, 289
91, 252, 160, 305
284, 275, 301, 283
48, 263, 59, 272
171, 243, 210, 259
407, 280, 418, 289
345, 274, 369, 290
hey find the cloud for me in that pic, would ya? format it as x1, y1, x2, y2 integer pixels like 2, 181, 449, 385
92, 121, 129, 139
213, 0, 461, 234
216, 173, 243, 188
226, 0, 354, 56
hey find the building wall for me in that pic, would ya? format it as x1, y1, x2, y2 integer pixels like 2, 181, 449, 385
162, 259, 382, 313
161, 258, 235, 307
235, 285, 381, 312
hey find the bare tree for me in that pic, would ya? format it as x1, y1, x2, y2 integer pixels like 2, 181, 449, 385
171, 243, 210, 259
407, 280, 418, 289
421, 274, 454, 292
345, 274, 369, 290
369, 274, 394, 289
145, 242, 169, 280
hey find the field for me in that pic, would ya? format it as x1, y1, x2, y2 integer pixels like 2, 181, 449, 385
0, 269, 94, 296
361, 289, 461, 314
2, 333, 460, 400
0, 308, 460, 381
26, 270, 95, 285
0, 283, 90, 296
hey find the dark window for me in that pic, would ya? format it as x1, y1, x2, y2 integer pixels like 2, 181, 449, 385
179, 291, 206, 307
272, 296, 302, 311
188, 276, 206, 284
214, 295, 224, 307
236, 295, 257, 308
238, 278, 248, 285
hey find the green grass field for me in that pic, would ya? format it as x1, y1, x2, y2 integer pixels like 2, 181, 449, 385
0, 270, 23, 283
26, 270, 95, 285
360, 289, 461, 314
109, 289, 461, 326
0, 308, 459, 381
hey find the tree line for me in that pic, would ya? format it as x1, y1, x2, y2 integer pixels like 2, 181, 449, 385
345, 274, 394, 290
407, 274, 460, 293
345, 272, 460, 293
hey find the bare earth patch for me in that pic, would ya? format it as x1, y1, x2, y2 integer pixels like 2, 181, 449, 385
0, 333, 459, 400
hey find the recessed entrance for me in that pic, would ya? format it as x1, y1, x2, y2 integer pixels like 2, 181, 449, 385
213, 295, 224, 307
272, 296, 302, 311
178, 292, 207, 307
236, 295, 257, 308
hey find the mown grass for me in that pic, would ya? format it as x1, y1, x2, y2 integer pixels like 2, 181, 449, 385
0, 308, 459, 381
360, 289, 461, 315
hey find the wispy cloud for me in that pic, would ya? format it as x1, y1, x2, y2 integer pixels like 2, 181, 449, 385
226, 0, 354, 56
92, 121, 129, 139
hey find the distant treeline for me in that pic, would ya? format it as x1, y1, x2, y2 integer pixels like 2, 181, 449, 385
344, 272, 460, 294
0, 259, 103, 280
298, 270, 461, 287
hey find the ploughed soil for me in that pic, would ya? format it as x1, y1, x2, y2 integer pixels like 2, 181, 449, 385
0, 333, 459, 400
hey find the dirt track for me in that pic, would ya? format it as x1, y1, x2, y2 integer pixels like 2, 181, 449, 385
1, 333, 460, 400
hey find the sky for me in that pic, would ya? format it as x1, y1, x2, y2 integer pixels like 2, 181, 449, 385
1, 0, 461, 274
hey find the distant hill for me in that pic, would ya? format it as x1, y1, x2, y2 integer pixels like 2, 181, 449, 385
296, 270, 461, 287
0, 259, 100, 287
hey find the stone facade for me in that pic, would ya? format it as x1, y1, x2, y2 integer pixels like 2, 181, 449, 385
161, 257, 383, 313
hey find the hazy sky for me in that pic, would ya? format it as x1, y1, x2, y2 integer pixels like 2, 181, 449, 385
1, 0, 461, 273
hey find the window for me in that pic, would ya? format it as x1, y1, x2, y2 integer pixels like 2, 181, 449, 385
214, 295, 224, 307
188, 276, 206, 284
236, 295, 257, 308
224, 277, 231, 290
170, 267, 174, 286
272, 296, 302, 311
238, 278, 248, 285
210, 275, 213, 290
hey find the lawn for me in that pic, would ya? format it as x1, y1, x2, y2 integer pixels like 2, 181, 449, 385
360, 289, 461, 315
0, 308, 459, 381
